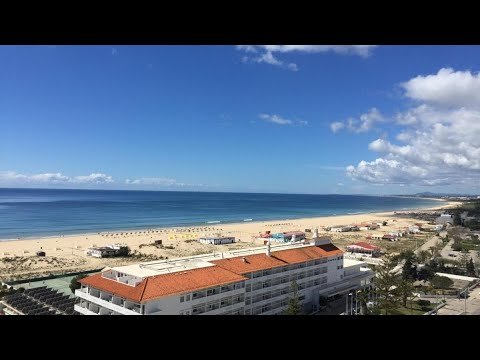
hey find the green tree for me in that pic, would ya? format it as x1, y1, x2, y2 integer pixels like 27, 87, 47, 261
430, 275, 453, 290
382, 221, 388, 226
70, 274, 88, 294
417, 250, 431, 264
451, 240, 462, 252
466, 258, 476, 277
285, 280, 301, 315
453, 212, 462, 226
459, 252, 470, 272
402, 255, 417, 281
373, 255, 400, 315
396, 280, 415, 307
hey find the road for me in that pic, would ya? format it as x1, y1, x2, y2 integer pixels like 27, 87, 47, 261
434, 285, 480, 315
415, 235, 442, 255
440, 239, 454, 259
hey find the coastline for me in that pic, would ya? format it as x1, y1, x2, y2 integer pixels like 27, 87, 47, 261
0, 199, 461, 280
0, 198, 457, 243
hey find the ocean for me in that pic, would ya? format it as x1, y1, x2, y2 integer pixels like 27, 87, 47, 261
0, 188, 440, 240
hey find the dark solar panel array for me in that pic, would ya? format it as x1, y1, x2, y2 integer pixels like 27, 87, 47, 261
3, 286, 76, 315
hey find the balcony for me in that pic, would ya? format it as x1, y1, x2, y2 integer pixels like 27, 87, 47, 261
74, 304, 99, 315
75, 290, 141, 315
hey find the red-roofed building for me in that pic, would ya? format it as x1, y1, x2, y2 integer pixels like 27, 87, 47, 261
346, 242, 381, 257
74, 239, 374, 315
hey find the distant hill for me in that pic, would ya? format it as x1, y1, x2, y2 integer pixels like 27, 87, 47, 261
394, 192, 477, 197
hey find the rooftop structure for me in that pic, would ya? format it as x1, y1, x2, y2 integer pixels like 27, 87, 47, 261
74, 236, 374, 315
346, 242, 381, 257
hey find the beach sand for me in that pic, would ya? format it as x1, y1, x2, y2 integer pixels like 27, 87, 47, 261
0, 200, 460, 280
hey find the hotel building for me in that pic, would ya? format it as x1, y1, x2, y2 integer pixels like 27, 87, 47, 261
74, 231, 374, 315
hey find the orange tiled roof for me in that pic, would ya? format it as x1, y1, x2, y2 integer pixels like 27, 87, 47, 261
80, 244, 343, 302
80, 273, 148, 302
210, 253, 288, 274
212, 244, 343, 275
80, 266, 247, 303
142, 267, 247, 301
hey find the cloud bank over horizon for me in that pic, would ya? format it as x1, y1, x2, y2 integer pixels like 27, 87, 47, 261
343, 68, 480, 188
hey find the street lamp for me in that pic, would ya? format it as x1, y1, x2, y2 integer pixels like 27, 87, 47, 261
346, 292, 352, 315
350, 292, 354, 315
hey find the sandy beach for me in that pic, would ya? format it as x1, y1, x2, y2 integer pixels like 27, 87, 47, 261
0, 200, 460, 280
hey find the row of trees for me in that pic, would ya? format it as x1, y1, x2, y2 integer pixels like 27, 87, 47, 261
372, 254, 454, 314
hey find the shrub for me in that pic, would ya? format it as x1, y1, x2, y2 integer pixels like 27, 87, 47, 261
116, 246, 131, 257
417, 299, 431, 307
69, 274, 88, 294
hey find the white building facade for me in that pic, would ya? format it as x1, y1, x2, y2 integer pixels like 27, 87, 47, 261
198, 236, 235, 245
74, 236, 374, 315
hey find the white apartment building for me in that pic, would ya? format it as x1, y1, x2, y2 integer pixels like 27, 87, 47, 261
198, 236, 235, 245
74, 233, 374, 315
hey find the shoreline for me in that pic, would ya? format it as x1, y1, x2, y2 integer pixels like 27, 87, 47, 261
0, 198, 458, 243
0, 199, 461, 279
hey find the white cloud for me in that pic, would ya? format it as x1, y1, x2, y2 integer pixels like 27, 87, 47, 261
125, 177, 183, 186
125, 177, 205, 188
259, 114, 292, 125
330, 121, 345, 133
258, 114, 307, 126
30, 173, 70, 183
111, 48, 118, 56
346, 67, 480, 187
237, 45, 377, 71
337, 182, 344, 186
330, 108, 384, 133
402, 68, 480, 108
73, 173, 114, 184
0, 171, 114, 185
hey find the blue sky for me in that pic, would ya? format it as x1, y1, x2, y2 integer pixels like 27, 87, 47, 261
1, 45, 480, 194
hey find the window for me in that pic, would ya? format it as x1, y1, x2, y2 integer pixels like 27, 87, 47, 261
299, 295, 305, 301
207, 288, 218, 296
180, 296, 184, 303
186, 295, 190, 301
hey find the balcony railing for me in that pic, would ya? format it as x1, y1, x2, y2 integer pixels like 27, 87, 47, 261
75, 290, 140, 315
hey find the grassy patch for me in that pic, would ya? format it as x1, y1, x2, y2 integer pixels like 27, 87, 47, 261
390, 301, 436, 315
